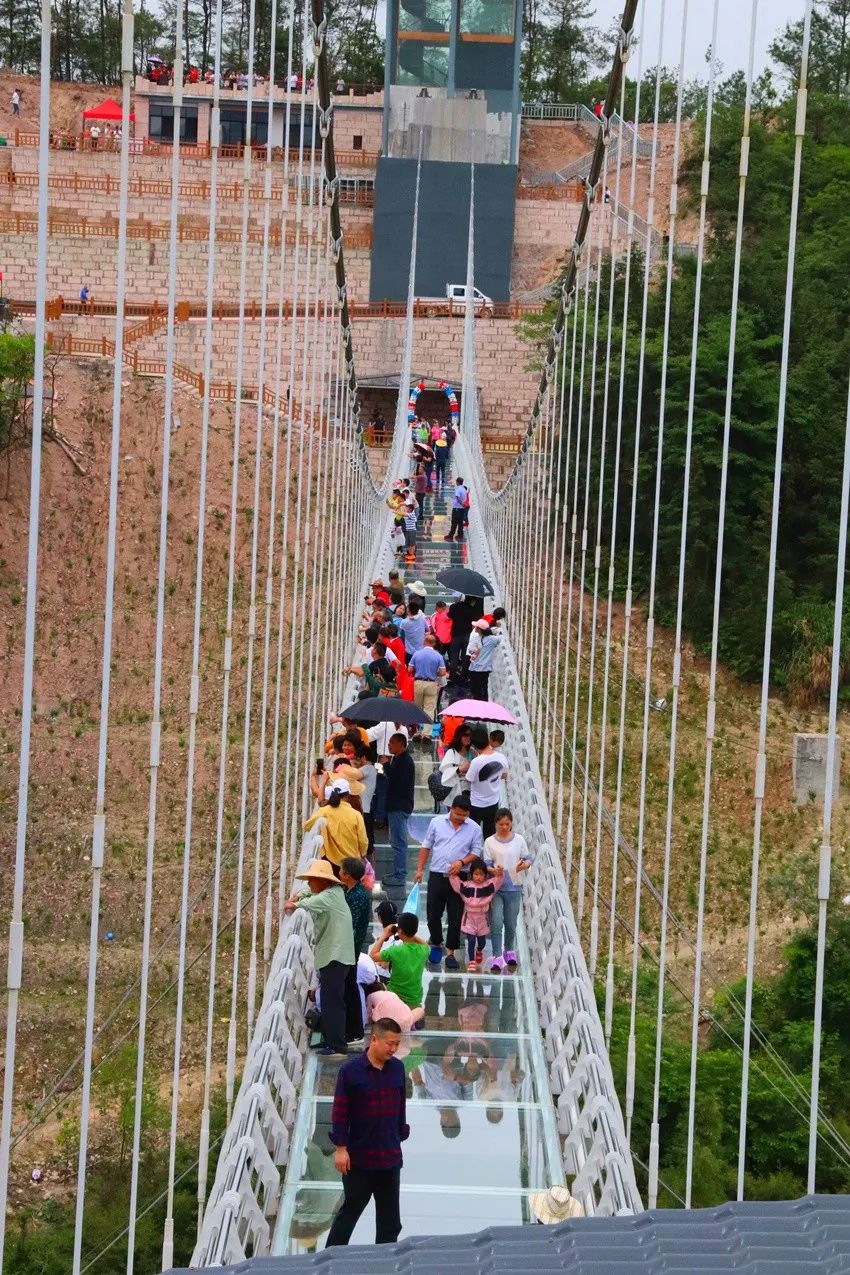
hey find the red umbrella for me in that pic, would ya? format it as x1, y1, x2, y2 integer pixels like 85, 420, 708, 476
83, 98, 135, 122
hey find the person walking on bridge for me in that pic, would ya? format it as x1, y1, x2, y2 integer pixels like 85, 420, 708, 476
414, 795, 483, 968
444, 476, 469, 542
327, 1018, 409, 1247
284, 860, 357, 1059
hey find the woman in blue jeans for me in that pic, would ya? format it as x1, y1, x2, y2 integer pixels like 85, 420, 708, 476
482, 808, 533, 972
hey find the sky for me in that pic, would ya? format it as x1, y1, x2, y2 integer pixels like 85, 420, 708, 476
589, 0, 806, 79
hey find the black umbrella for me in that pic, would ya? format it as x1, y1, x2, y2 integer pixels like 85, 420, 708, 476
338, 697, 432, 725
435, 566, 494, 597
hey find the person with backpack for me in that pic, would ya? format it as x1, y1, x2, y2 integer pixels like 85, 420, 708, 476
445, 477, 469, 542
459, 727, 509, 839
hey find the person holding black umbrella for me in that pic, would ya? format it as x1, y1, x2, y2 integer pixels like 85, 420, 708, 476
447, 595, 476, 685
384, 732, 416, 885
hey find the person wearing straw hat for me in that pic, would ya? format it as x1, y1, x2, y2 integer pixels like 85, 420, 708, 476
284, 860, 357, 1059
529, 1185, 584, 1224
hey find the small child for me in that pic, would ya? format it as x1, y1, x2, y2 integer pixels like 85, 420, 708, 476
370, 911, 430, 1008
449, 857, 503, 970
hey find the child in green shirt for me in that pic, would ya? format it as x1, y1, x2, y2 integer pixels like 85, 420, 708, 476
370, 911, 429, 1009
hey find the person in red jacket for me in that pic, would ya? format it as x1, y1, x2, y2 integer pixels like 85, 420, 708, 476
379, 622, 407, 667
429, 599, 453, 652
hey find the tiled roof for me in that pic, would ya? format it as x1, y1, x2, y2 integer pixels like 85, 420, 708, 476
175, 1194, 850, 1273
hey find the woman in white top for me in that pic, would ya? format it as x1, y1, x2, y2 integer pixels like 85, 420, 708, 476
439, 723, 474, 803
483, 807, 533, 972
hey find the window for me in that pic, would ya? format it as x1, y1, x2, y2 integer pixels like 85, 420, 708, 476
217, 106, 269, 146
353, 134, 363, 150
149, 101, 199, 144
396, 39, 449, 87
398, 0, 451, 32
459, 0, 515, 36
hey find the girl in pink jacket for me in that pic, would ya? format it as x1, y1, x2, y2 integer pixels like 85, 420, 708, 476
450, 858, 503, 970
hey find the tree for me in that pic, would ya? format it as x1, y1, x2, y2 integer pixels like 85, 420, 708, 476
0, 332, 35, 497
771, 0, 850, 98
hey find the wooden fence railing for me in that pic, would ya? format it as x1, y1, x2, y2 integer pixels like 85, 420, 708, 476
7, 129, 378, 170
45, 329, 321, 422
16, 294, 545, 322
0, 211, 374, 250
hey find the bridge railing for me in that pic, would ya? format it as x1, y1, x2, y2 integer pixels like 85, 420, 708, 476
458, 432, 642, 1217
190, 824, 322, 1266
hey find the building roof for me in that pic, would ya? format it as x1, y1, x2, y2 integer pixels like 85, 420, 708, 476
177, 1194, 850, 1273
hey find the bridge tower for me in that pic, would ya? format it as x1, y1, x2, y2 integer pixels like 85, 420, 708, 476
369, 0, 522, 302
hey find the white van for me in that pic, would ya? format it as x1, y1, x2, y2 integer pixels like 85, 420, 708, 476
445, 284, 493, 311
416, 285, 494, 315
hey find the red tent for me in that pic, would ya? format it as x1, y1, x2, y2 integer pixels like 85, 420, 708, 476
83, 97, 135, 122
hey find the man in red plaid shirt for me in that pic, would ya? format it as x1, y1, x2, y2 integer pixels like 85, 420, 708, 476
326, 1018, 409, 1246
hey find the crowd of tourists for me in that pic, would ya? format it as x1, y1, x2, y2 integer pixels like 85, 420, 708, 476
278, 432, 570, 1248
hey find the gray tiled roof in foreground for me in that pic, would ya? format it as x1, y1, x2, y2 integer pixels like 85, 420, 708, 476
176, 1194, 850, 1273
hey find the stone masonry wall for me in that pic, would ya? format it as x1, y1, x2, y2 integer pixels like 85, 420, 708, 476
52, 310, 538, 440
2, 226, 373, 306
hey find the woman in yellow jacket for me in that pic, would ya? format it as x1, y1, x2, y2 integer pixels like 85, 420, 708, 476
304, 779, 368, 872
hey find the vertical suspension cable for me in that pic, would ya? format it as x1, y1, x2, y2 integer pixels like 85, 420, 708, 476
647, 0, 720, 1209
601, 13, 646, 1032
125, 0, 187, 1260
259, 0, 298, 994
625, 0, 684, 1148
72, 5, 135, 1267
0, 0, 52, 1261
589, 64, 629, 980
278, 37, 312, 918
554, 275, 584, 841
575, 146, 612, 929
605, 0, 661, 1053
807, 373, 850, 1189
222, 0, 263, 1119
192, 0, 229, 1230
290, 101, 321, 836
734, 0, 813, 1202
563, 260, 592, 888
544, 315, 572, 805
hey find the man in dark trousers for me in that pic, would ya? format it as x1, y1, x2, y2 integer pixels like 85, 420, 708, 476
413, 795, 483, 969
384, 731, 415, 885
444, 475, 469, 542
447, 594, 476, 684
326, 1017, 409, 1246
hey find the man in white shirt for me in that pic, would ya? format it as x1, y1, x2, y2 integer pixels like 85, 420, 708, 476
368, 719, 397, 827
460, 726, 508, 839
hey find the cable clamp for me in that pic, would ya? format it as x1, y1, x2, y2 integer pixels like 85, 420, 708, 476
324, 175, 339, 207
552, 325, 563, 353
311, 16, 327, 54
572, 236, 584, 263
317, 104, 333, 138
618, 22, 634, 63
331, 233, 343, 263
583, 175, 600, 211
337, 281, 347, 306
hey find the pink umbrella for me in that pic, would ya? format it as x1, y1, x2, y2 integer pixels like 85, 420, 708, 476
439, 699, 516, 725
